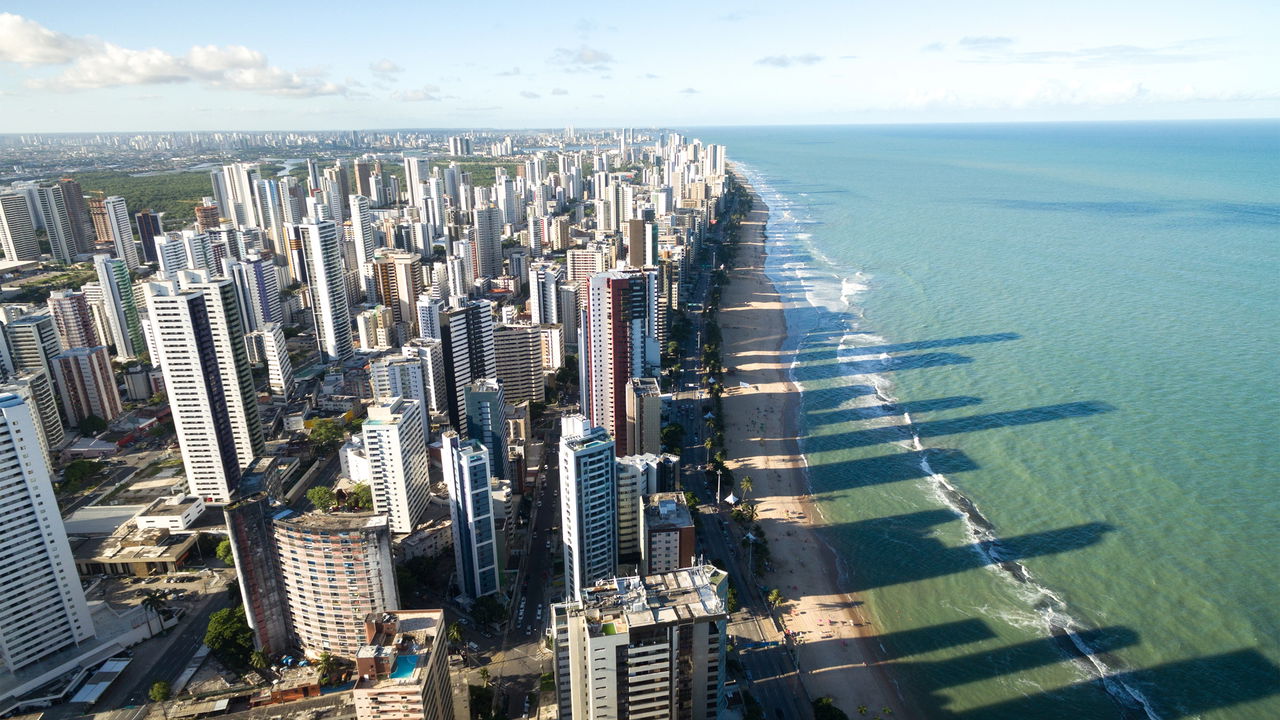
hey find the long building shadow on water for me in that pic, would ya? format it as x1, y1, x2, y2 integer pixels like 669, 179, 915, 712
827, 509, 1113, 593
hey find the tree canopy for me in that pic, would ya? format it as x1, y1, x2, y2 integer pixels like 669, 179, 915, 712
307, 486, 337, 511
204, 606, 253, 665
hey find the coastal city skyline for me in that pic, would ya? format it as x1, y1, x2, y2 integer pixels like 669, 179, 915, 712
0, 3, 1276, 720
2, 1, 1279, 132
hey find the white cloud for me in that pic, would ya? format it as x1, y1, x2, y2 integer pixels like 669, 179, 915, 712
551, 87, 568, 95
550, 45, 613, 69
393, 85, 442, 102
370, 59, 403, 75
0, 13, 86, 64
2, 14, 346, 97
755, 54, 824, 68
680, 87, 699, 94
521, 90, 541, 99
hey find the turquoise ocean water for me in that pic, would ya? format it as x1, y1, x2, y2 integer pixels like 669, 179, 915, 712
698, 122, 1280, 719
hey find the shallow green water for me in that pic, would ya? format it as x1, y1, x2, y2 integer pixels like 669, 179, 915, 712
701, 122, 1280, 719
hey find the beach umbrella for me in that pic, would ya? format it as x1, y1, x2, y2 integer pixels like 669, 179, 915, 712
724, 492, 739, 505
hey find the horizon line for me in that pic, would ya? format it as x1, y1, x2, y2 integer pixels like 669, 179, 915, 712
2, 116, 1277, 137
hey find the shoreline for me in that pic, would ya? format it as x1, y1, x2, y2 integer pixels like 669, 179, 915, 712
716, 173, 914, 718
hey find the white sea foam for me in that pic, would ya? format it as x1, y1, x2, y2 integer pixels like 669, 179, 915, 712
735, 159, 1161, 720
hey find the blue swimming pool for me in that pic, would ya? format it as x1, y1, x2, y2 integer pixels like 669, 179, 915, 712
389, 654, 418, 679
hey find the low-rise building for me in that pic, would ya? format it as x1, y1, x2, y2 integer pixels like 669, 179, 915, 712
352, 610, 453, 720
642, 492, 696, 574
134, 495, 206, 532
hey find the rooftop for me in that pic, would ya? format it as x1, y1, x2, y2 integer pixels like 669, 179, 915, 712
644, 492, 694, 531
564, 565, 728, 639
276, 511, 387, 532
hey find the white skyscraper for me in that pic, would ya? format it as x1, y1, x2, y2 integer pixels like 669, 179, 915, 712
0, 193, 39, 261
403, 156, 429, 211
415, 296, 442, 340
292, 220, 353, 363
146, 270, 264, 503
362, 397, 430, 534
260, 322, 294, 400
103, 196, 139, 270
559, 415, 618, 599
36, 185, 76, 263
442, 430, 500, 599
528, 261, 563, 326
349, 195, 377, 302
0, 393, 94, 674
370, 343, 446, 427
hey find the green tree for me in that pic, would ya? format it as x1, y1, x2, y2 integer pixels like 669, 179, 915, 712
315, 652, 338, 684
307, 486, 337, 511
309, 419, 347, 454
62, 459, 105, 488
79, 414, 108, 435
660, 423, 685, 452
739, 475, 753, 502
478, 667, 490, 687
349, 483, 373, 511
767, 588, 783, 608
149, 681, 171, 702
249, 650, 270, 671
448, 622, 463, 648
204, 606, 253, 666
215, 539, 235, 566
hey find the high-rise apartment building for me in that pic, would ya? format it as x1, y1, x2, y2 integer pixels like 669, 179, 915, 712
352, 610, 454, 720
528, 261, 563, 325
464, 379, 506, 481
52, 346, 123, 426
94, 254, 144, 359
292, 220, 353, 363
259, 322, 294, 400
3, 370, 65, 458
559, 415, 618, 600
274, 511, 399, 658
370, 342, 446, 426
371, 251, 423, 341
624, 377, 662, 457
48, 289, 99, 349
134, 209, 164, 264
349, 195, 377, 303
103, 196, 139, 270
224, 254, 281, 331
362, 397, 430, 534
441, 431, 500, 599
146, 271, 264, 503
0, 394, 95, 674
580, 268, 660, 453
223, 486, 291, 653
494, 324, 544, 407
552, 566, 728, 720
56, 178, 94, 254
438, 300, 495, 428
0, 193, 39, 261
37, 185, 76, 263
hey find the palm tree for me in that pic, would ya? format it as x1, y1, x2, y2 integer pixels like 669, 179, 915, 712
767, 588, 783, 608
249, 650, 270, 672
478, 667, 490, 687
739, 475, 753, 502
315, 652, 337, 685
447, 622, 463, 649
857, 705, 868, 716
140, 589, 169, 638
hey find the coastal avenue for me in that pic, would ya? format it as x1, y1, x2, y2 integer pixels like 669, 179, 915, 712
673, 216, 814, 720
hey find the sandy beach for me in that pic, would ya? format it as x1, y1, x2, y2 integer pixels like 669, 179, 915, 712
716, 182, 911, 718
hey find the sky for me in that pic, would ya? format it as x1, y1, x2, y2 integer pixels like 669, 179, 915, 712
0, 0, 1277, 132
